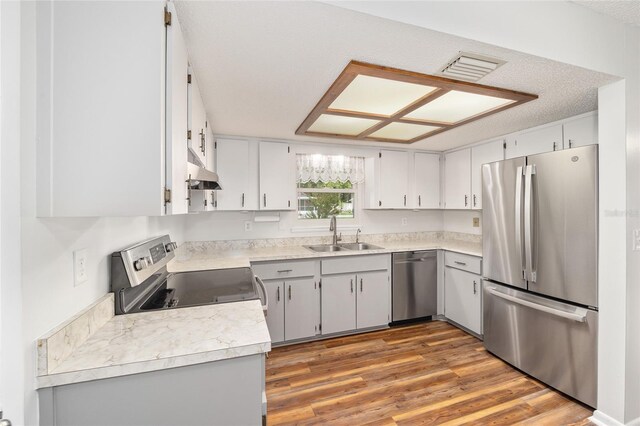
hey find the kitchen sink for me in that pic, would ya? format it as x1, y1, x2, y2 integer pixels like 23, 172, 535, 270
305, 242, 384, 253
339, 242, 383, 251
305, 244, 347, 252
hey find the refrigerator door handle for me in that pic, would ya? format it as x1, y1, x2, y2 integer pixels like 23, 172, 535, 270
515, 166, 525, 279
486, 287, 587, 322
524, 164, 537, 282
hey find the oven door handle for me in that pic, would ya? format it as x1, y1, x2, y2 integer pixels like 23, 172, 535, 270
256, 276, 268, 314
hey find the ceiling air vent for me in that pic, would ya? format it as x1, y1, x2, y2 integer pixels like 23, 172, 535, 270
440, 52, 505, 82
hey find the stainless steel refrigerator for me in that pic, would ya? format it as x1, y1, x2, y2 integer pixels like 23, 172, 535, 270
482, 145, 598, 407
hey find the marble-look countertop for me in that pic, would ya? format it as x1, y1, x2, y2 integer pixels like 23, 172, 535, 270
37, 300, 270, 389
168, 237, 482, 273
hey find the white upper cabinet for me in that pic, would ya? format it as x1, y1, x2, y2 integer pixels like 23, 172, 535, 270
414, 153, 441, 209
505, 124, 563, 159
444, 149, 471, 210
470, 140, 504, 210
36, 1, 187, 216
215, 139, 256, 210
365, 150, 410, 209
188, 71, 208, 166
563, 114, 598, 149
259, 141, 295, 211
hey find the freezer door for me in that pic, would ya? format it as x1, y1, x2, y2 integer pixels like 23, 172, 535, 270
483, 281, 598, 407
525, 145, 598, 307
482, 157, 527, 289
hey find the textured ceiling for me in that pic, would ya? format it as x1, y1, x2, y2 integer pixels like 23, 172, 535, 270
573, 1, 640, 26
175, 1, 616, 151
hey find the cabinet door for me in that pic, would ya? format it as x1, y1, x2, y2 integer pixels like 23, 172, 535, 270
284, 278, 319, 341
264, 281, 285, 344
321, 275, 357, 335
259, 141, 294, 210
471, 140, 504, 210
444, 267, 482, 334
563, 114, 597, 149
215, 139, 249, 210
188, 191, 213, 213
165, 2, 189, 215
356, 271, 390, 329
414, 153, 440, 209
444, 149, 471, 209
379, 150, 409, 208
505, 124, 563, 159
188, 73, 208, 165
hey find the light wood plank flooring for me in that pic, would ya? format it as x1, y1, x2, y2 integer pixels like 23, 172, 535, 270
266, 321, 593, 425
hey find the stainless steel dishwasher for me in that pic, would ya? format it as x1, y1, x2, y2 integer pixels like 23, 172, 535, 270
392, 251, 437, 323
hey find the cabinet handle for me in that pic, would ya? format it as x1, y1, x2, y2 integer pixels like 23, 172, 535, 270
277, 286, 280, 302
464, 195, 468, 207
418, 195, 421, 207
211, 192, 215, 206
200, 129, 205, 155
186, 175, 192, 207
360, 278, 363, 292
288, 284, 291, 300
263, 194, 267, 207
454, 261, 467, 266
404, 195, 407, 206
378, 200, 382, 207
277, 269, 292, 273
568, 139, 573, 148
473, 194, 477, 207
553, 142, 557, 151
351, 279, 354, 293
473, 280, 477, 295
241, 193, 245, 208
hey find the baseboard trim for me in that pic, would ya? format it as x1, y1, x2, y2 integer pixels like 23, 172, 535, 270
590, 410, 625, 426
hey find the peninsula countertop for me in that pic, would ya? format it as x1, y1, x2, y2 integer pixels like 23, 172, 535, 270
37, 298, 270, 389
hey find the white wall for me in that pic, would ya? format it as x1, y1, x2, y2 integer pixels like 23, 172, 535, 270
1, 1, 26, 424
442, 210, 481, 235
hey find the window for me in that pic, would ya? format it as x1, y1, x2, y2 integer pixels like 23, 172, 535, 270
296, 154, 364, 220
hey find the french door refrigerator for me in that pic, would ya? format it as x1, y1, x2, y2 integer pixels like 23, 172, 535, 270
482, 145, 598, 407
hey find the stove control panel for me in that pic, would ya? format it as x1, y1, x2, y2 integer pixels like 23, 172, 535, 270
117, 235, 176, 287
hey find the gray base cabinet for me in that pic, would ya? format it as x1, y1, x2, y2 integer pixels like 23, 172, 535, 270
39, 354, 265, 426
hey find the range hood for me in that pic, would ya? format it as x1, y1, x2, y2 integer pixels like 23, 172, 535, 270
187, 162, 222, 190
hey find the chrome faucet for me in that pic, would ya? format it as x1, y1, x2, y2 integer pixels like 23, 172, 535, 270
329, 215, 341, 245
356, 228, 362, 244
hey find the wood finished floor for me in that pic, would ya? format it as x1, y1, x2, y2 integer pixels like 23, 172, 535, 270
266, 321, 594, 425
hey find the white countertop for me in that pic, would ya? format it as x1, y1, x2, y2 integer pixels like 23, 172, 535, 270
168, 238, 482, 273
37, 300, 271, 389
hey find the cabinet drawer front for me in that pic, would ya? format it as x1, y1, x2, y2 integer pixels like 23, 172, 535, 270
252, 260, 316, 280
321, 254, 390, 275
445, 251, 482, 274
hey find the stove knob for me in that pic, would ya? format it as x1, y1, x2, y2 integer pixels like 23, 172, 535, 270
165, 242, 178, 253
134, 256, 151, 271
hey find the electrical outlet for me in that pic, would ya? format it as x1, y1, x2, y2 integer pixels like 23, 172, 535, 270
73, 249, 88, 286
634, 229, 640, 251
473, 217, 480, 227
244, 221, 253, 232
401, 217, 408, 226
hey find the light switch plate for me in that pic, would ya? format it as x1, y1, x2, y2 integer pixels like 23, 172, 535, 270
633, 229, 640, 251
73, 249, 88, 286
473, 217, 480, 227
401, 218, 408, 226
244, 221, 253, 232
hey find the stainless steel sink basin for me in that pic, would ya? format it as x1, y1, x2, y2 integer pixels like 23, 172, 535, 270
305, 242, 384, 253
305, 244, 347, 252
339, 242, 383, 251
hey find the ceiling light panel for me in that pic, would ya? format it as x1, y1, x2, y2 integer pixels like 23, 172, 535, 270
307, 114, 380, 136
404, 90, 515, 124
369, 122, 441, 141
329, 75, 437, 116
296, 61, 537, 144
